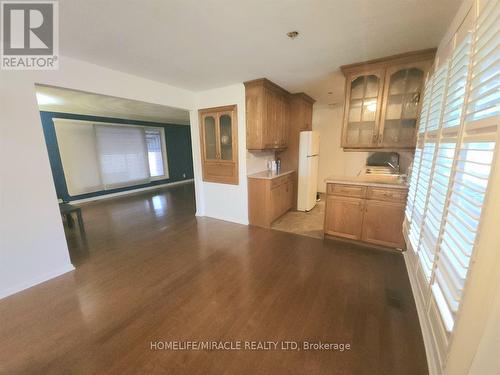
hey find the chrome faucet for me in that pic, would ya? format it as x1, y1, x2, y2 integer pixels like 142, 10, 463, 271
387, 162, 400, 174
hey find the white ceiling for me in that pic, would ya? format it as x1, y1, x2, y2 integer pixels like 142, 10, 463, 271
35, 85, 191, 125
60, 0, 462, 103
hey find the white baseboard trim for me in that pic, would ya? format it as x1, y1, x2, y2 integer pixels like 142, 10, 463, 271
70, 179, 194, 204
0, 263, 75, 300
197, 213, 249, 226
403, 251, 441, 375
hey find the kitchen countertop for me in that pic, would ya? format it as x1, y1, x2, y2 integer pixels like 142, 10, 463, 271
248, 170, 295, 180
325, 175, 408, 189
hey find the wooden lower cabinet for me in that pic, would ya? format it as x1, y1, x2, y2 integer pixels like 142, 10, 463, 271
361, 200, 406, 248
324, 196, 364, 240
324, 183, 407, 250
248, 172, 295, 228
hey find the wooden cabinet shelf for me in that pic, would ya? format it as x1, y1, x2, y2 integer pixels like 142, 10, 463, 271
340, 49, 435, 150
324, 182, 408, 249
199, 105, 238, 185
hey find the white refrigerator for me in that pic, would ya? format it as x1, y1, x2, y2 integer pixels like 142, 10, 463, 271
297, 131, 320, 212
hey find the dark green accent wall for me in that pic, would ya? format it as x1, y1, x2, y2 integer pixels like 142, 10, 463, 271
40, 111, 193, 201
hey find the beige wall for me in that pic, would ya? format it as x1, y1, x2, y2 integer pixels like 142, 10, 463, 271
312, 103, 413, 193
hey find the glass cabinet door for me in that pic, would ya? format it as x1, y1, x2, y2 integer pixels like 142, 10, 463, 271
380, 66, 427, 147
344, 72, 383, 147
203, 115, 217, 160
219, 113, 233, 161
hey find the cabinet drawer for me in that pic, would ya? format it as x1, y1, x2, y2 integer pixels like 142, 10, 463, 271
271, 176, 285, 188
270, 174, 293, 188
327, 183, 366, 198
366, 187, 407, 202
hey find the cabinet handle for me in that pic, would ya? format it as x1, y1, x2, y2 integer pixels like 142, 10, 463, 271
372, 134, 377, 144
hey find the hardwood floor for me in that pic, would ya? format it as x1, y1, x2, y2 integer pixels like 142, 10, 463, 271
0, 183, 427, 375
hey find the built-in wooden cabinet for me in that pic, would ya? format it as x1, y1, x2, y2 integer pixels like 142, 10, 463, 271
199, 105, 238, 185
362, 200, 406, 248
245, 78, 290, 150
342, 69, 385, 148
341, 50, 435, 150
324, 195, 365, 240
248, 172, 294, 227
324, 183, 407, 249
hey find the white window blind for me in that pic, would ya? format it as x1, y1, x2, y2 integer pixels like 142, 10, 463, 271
54, 119, 169, 195
403, 0, 499, 370
95, 125, 150, 189
54, 119, 104, 196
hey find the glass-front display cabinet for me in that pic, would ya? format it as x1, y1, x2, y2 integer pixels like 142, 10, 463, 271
340, 51, 435, 150
379, 62, 431, 148
342, 69, 385, 148
199, 105, 238, 184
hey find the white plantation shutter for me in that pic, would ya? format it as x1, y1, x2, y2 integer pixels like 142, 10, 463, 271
465, 0, 500, 122
405, 76, 434, 223
408, 142, 435, 251
432, 141, 495, 332
404, 0, 500, 366
427, 66, 449, 132
443, 34, 473, 129
407, 64, 449, 254
405, 148, 422, 222
430, 2, 500, 333
419, 141, 455, 281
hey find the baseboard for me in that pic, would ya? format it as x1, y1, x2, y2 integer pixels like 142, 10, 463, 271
403, 251, 441, 375
199, 213, 249, 226
0, 263, 75, 300
70, 179, 194, 204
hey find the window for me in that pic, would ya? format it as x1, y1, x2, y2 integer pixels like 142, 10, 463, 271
54, 119, 169, 195
95, 125, 150, 189
145, 129, 167, 178
403, 0, 499, 357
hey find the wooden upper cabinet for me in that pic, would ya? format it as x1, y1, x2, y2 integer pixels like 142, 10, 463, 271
379, 60, 432, 148
199, 105, 238, 185
245, 78, 290, 150
340, 49, 435, 150
342, 69, 385, 148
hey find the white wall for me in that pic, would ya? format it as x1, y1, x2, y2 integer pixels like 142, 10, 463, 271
0, 56, 196, 299
312, 104, 368, 192
190, 84, 248, 224
312, 104, 414, 193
